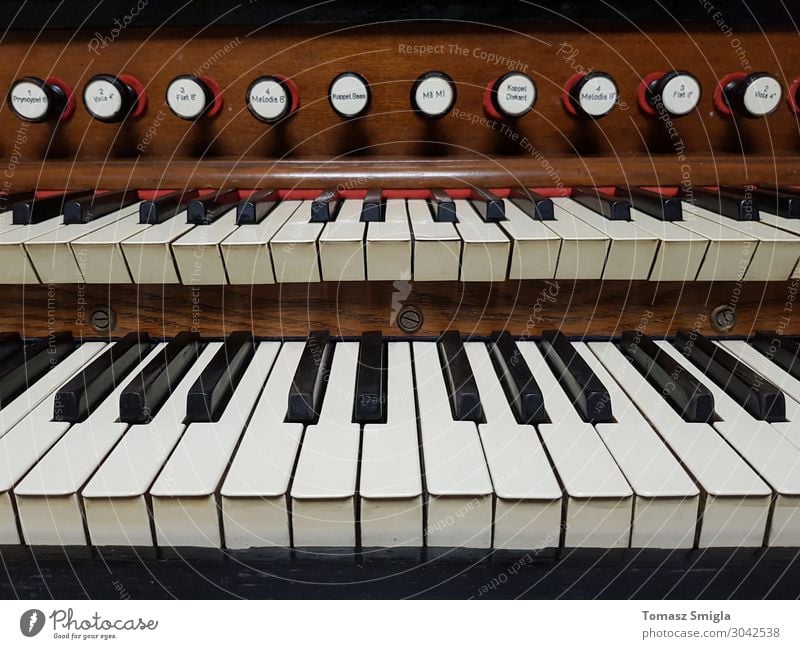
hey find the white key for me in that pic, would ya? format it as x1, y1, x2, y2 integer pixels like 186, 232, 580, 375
589, 341, 771, 548
318, 199, 366, 281
629, 208, 709, 282
656, 339, 800, 546
24, 203, 141, 283
221, 342, 304, 548
171, 210, 238, 285
554, 197, 658, 280
81, 342, 220, 546
121, 212, 195, 284
499, 199, 561, 279
574, 343, 699, 548
291, 342, 360, 546
360, 342, 423, 547
69, 207, 147, 283
0, 217, 65, 283
675, 203, 757, 280
407, 199, 460, 281
465, 342, 562, 550
413, 342, 493, 548
453, 199, 510, 281
683, 203, 798, 281
270, 200, 322, 282
13, 342, 163, 545
517, 341, 633, 548
150, 342, 278, 547
0, 343, 107, 543
221, 199, 301, 285
366, 199, 412, 280
546, 201, 610, 279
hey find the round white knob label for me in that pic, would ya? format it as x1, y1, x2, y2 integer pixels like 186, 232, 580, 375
660, 74, 701, 116
10, 81, 49, 120
743, 76, 782, 116
167, 77, 208, 119
495, 73, 536, 117
84, 79, 122, 119
329, 74, 369, 117
414, 75, 454, 117
577, 75, 618, 117
248, 78, 289, 121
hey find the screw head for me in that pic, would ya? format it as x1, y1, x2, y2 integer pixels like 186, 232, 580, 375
89, 305, 117, 334
710, 304, 736, 333
397, 306, 423, 333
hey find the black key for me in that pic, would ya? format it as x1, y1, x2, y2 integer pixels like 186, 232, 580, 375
13, 190, 93, 225
751, 332, 800, 381
508, 188, 554, 220
63, 190, 139, 224
186, 331, 255, 422
54, 332, 151, 422
119, 331, 201, 424
431, 189, 457, 222
0, 332, 75, 408
540, 329, 613, 423
438, 331, 482, 422
619, 330, 714, 423
310, 189, 341, 223
571, 187, 630, 221
140, 189, 200, 224
236, 189, 279, 225
619, 186, 683, 221
489, 330, 547, 424
0, 332, 23, 364
354, 331, 385, 423
470, 187, 505, 222
287, 330, 333, 422
739, 186, 800, 219
0, 190, 35, 213
361, 189, 385, 222
684, 187, 758, 221
673, 330, 784, 422
186, 189, 240, 225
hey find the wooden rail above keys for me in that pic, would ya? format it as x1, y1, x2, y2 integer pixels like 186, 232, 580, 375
5, 280, 798, 338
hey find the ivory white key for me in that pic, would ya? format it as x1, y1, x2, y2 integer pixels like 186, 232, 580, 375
407, 199, 460, 280
366, 198, 412, 280
465, 342, 562, 550
270, 200, 322, 283
453, 199, 509, 281
13, 342, 162, 545
221, 342, 304, 548
547, 200, 610, 279
758, 209, 800, 278
674, 203, 757, 280
659, 339, 800, 546
413, 341, 493, 548
0, 217, 66, 283
171, 209, 238, 285
24, 203, 141, 283
69, 206, 147, 283
554, 197, 658, 280
499, 199, 561, 279
360, 342, 423, 547
318, 199, 366, 281
590, 342, 771, 548
0, 343, 107, 543
517, 341, 633, 548
120, 212, 195, 284
291, 342, 361, 546
81, 342, 220, 546
221, 199, 301, 285
573, 342, 699, 548
150, 342, 278, 548
629, 208, 709, 282
682, 203, 799, 281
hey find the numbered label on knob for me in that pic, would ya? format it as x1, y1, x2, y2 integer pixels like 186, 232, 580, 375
572, 72, 619, 118
167, 75, 215, 120
742, 75, 782, 116
411, 72, 456, 118
247, 76, 295, 123
84, 78, 123, 120
9, 79, 49, 121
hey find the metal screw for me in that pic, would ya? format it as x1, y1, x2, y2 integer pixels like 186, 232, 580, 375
89, 305, 117, 334
710, 304, 736, 333
397, 306, 423, 333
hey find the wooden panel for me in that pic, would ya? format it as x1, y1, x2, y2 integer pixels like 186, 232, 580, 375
5, 280, 798, 338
